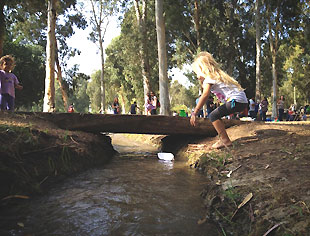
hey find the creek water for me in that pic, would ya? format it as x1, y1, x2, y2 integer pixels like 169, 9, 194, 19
0, 135, 219, 236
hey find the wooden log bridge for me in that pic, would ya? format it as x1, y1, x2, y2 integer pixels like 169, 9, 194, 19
16, 112, 244, 136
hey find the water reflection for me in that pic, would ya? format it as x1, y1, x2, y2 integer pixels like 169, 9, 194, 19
1, 155, 219, 236
158, 159, 174, 170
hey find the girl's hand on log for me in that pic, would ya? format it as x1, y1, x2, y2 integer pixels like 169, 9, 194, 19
190, 112, 196, 127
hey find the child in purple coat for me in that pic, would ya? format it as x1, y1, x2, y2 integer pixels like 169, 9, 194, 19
0, 55, 23, 111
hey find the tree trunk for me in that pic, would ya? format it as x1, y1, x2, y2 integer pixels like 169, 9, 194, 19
193, 0, 200, 50
255, 0, 261, 102
227, 0, 236, 76
134, 0, 152, 113
89, 0, 113, 114
0, 1, 4, 56
43, 0, 57, 112
193, 0, 206, 117
55, 41, 69, 110
155, 0, 170, 115
267, 5, 278, 119
99, 34, 106, 113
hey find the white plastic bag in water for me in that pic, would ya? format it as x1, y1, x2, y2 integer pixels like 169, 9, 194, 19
157, 152, 174, 161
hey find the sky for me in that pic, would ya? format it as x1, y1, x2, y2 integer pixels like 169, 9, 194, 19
66, 7, 191, 88
66, 15, 120, 76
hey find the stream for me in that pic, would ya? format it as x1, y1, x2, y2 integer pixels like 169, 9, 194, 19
0, 134, 219, 235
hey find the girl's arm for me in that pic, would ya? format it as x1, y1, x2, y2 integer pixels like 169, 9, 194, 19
15, 83, 23, 90
190, 83, 212, 126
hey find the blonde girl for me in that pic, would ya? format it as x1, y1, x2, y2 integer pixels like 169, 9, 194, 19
190, 51, 248, 149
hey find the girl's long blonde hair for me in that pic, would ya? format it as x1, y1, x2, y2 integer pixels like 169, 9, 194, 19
192, 51, 244, 91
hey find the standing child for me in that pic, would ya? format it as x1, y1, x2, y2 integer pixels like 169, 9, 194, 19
260, 97, 268, 121
112, 97, 120, 114
277, 95, 285, 121
0, 55, 23, 111
190, 51, 248, 149
150, 91, 158, 115
145, 93, 155, 115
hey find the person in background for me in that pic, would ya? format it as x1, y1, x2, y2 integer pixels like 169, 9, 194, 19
68, 103, 74, 113
0, 55, 23, 111
150, 91, 158, 115
112, 97, 120, 114
146, 93, 155, 115
190, 51, 248, 149
195, 96, 204, 117
206, 96, 215, 118
249, 96, 256, 119
130, 101, 139, 114
255, 99, 260, 120
260, 97, 268, 121
277, 95, 285, 121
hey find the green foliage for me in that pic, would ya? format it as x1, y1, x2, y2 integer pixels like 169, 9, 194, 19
3, 41, 45, 110
86, 70, 102, 113
169, 80, 196, 112
69, 73, 90, 113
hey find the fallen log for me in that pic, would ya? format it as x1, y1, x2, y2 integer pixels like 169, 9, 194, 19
15, 112, 244, 136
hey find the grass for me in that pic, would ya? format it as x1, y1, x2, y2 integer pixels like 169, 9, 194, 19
197, 151, 232, 170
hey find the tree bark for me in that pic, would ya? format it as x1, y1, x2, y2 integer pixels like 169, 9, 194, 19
18, 112, 243, 136
134, 0, 152, 113
55, 41, 69, 110
155, 0, 170, 115
43, 0, 57, 112
227, 0, 236, 76
267, 4, 278, 119
193, 0, 200, 50
255, 0, 261, 102
99, 31, 106, 113
0, 1, 4, 57
89, 0, 112, 114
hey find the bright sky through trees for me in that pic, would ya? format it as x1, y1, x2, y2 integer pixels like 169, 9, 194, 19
66, 15, 120, 76
66, 3, 190, 88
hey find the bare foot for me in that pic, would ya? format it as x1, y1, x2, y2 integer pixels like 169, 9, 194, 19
211, 140, 232, 149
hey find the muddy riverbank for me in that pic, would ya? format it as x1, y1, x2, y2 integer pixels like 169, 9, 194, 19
178, 121, 310, 235
0, 112, 116, 202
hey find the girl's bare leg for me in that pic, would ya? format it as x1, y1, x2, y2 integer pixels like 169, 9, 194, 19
212, 119, 232, 148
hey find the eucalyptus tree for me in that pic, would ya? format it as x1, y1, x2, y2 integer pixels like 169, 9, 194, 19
263, 0, 304, 118
104, 1, 160, 112
133, 0, 153, 112
88, 0, 118, 113
43, 0, 57, 112
155, 0, 170, 115
255, 0, 262, 102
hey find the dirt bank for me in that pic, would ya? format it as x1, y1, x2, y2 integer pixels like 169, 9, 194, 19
181, 121, 310, 235
0, 112, 116, 203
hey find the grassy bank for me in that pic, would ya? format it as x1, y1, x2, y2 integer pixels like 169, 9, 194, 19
0, 112, 116, 203
179, 121, 310, 235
